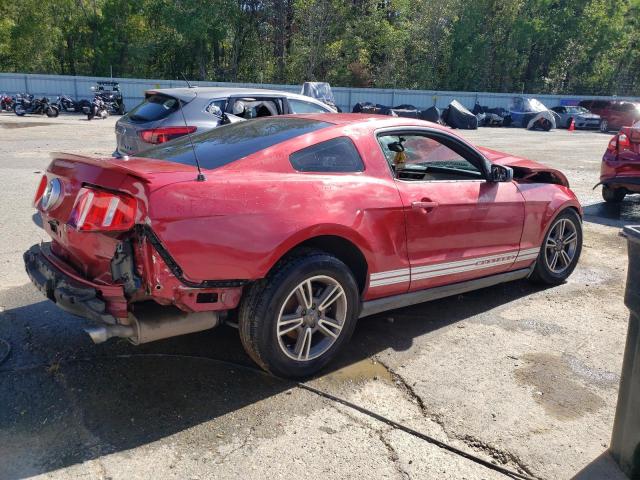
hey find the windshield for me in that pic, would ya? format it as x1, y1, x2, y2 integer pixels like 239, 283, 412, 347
137, 117, 332, 170
566, 106, 588, 114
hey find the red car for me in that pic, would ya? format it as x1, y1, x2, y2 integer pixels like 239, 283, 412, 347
600, 126, 640, 202
579, 100, 640, 133
24, 114, 583, 378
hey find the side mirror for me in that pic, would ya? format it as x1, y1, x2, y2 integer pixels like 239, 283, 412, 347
490, 164, 514, 182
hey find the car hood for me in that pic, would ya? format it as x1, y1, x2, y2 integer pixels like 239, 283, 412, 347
478, 147, 570, 186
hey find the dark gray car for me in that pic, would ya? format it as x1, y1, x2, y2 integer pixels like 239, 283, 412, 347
114, 87, 336, 156
551, 105, 601, 129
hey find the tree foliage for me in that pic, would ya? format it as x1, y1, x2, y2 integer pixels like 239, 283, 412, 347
0, 0, 638, 94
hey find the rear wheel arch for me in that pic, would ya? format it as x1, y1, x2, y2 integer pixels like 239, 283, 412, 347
266, 234, 369, 294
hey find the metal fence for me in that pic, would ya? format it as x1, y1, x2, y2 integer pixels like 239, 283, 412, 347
1, 72, 638, 113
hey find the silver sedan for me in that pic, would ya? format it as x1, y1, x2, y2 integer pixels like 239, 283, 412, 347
551, 105, 601, 129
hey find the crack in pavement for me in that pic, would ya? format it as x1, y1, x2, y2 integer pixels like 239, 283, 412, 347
374, 357, 539, 479
320, 394, 410, 480
213, 427, 255, 466
378, 429, 412, 480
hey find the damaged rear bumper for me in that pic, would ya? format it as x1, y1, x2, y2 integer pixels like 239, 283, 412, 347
600, 176, 640, 193
23, 243, 126, 323
24, 243, 222, 345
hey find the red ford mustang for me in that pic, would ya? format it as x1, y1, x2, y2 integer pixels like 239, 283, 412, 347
25, 114, 582, 378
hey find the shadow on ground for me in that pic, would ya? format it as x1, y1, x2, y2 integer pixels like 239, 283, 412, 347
0, 277, 546, 479
583, 195, 640, 228
571, 451, 627, 480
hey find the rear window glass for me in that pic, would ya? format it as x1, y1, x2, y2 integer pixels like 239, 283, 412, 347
128, 94, 179, 123
290, 137, 364, 172
138, 117, 332, 170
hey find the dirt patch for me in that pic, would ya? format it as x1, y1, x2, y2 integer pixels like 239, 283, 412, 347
515, 353, 606, 420
318, 358, 393, 385
1, 122, 51, 129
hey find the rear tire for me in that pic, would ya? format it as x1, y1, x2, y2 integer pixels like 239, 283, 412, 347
238, 251, 360, 378
538, 118, 552, 131
602, 185, 626, 203
529, 209, 582, 285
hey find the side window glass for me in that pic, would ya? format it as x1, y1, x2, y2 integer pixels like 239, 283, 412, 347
378, 134, 481, 181
289, 99, 330, 114
290, 137, 364, 173
230, 98, 280, 119
205, 99, 226, 117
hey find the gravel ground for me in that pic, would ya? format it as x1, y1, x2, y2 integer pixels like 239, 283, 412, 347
0, 113, 636, 480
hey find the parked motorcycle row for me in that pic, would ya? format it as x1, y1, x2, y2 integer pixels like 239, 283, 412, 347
0, 81, 126, 121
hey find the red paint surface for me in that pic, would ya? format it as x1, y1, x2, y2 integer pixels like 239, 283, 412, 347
600, 127, 640, 192
34, 115, 581, 318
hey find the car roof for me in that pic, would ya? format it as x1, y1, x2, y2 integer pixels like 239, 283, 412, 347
290, 112, 451, 130
144, 86, 331, 106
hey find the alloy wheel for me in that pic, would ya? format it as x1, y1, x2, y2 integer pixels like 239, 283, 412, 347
544, 218, 578, 274
276, 275, 347, 362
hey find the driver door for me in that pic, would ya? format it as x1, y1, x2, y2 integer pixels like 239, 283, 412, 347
378, 129, 526, 291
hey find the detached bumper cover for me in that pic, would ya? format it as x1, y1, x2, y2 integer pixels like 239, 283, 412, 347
24, 243, 126, 323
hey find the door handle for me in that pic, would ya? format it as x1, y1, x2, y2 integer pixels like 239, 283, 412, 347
411, 200, 439, 211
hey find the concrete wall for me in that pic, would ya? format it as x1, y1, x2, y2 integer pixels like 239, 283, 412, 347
1, 72, 638, 113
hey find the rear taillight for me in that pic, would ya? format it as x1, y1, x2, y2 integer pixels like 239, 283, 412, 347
68, 187, 136, 232
607, 133, 632, 153
33, 174, 47, 207
138, 126, 196, 144
618, 134, 631, 152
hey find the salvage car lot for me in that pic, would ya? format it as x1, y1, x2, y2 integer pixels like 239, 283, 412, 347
0, 113, 636, 479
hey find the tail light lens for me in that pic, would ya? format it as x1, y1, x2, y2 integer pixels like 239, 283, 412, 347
607, 133, 632, 153
33, 174, 48, 207
68, 187, 136, 232
618, 134, 631, 152
138, 126, 196, 144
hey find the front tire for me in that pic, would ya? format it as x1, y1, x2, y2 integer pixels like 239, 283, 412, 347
529, 209, 582, 285
46, 106, 58, 118
602, 185, 626, 203
14, 104, 26, 116
238, 251, 360, 378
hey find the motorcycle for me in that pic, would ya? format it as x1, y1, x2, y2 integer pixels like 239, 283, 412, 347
0, 94, 15, 111
53, 94, 90, 113
92, 81, 126, 115
14, 96, 59, 117
84, 96, 109, 120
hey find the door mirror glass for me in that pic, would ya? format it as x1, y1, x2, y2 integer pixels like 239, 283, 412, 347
490, 164, 514, 182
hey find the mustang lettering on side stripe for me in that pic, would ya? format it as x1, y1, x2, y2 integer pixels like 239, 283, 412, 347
369, 247, 540, 288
